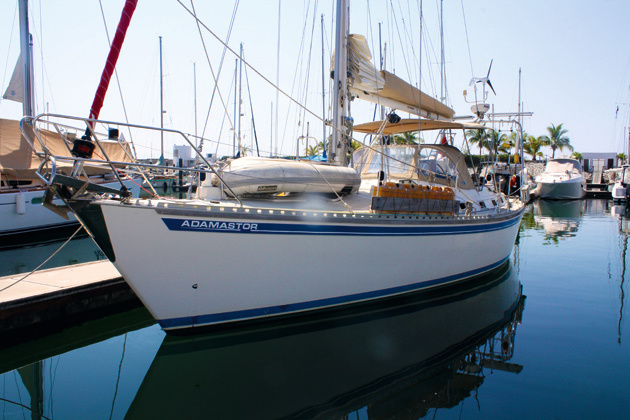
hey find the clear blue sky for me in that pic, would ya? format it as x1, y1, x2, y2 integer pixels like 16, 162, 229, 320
2, 0, 630, 159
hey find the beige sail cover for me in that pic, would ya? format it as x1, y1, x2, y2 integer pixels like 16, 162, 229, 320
0, 118, 134, 181
346, 35, 455, 120
353, 118, 485, 135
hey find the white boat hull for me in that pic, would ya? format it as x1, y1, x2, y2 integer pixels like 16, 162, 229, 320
83, 199, 523, 332
0, 178, 141, 247
126, 264, 521, 418
612, 182, 628, 202
533, 158, 586, 200
534, 178, 586, 200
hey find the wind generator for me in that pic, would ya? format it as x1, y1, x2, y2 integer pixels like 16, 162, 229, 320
464, 60, 495, 119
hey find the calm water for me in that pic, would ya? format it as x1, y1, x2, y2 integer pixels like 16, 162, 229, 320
1, 198, 629, 419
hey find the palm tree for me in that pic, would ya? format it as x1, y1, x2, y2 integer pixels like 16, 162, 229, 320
491, 131, 511, 154
306, 145, 320, 156
617, 153, 627, 166
571, 151, 582, 161
523, 135, 549, 161
392, 132, 418, 145
545, 123, 573, 158
466, 129, 491, 155
498, 132, 518, 154
351, 140, 363, 151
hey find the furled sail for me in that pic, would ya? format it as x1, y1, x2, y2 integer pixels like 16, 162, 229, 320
345, 34, 455, 120
2, 55, 25, 103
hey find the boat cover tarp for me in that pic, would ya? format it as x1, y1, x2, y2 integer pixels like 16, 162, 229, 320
0, 118, 134, 180
543, 159, 582, 174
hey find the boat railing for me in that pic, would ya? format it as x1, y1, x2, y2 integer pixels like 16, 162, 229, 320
20, 114, 243, 206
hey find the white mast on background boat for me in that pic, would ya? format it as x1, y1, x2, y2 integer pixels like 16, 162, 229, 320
321, 14, 327, 160
238, 43, 243, 156
233, 58, 237, 156
330, 0, 350, 166
159, 36, 165, 164
17, 0, 35, 118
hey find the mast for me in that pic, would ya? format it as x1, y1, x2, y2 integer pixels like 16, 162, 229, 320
275, 0, 281, 157
321, 14, 327, 160
159, 36, 164, 164
378, 23, 385, 120
238, 43, 243, 156
194, 62, 197, 144
330, 0, 350, 166
439, 0, 446, 104
233, 58, 238, 156
18, 0, 34, 118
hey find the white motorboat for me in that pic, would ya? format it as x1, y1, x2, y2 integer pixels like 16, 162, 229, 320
26, 0, 525, 333
611, 165, 630, 202
532, 158, 586, 200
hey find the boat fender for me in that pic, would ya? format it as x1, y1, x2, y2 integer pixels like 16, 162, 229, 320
15, 192, 26, 214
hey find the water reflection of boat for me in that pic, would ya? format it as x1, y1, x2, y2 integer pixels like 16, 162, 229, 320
533, 199, 585, 238
0, 307, 155, 419
126, 262, 524, 419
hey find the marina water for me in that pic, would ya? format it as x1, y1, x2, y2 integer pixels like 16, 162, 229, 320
0, 198, 628, 418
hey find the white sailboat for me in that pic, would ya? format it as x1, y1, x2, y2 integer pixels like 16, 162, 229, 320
0, 0, 141, 248
24, 0, 525, 333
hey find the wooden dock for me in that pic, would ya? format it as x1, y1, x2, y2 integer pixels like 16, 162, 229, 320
0, 261, 140, 344
585, 183, 610, 198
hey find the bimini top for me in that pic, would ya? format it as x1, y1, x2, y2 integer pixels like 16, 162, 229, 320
353, 118, 486, 136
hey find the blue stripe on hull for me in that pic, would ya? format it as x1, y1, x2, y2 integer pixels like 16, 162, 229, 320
161, 215, 521, 236
158, 256, 511, 330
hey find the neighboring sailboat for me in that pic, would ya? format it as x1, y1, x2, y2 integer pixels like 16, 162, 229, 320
532, 158, 586, 200
0, 0, 141, 248
26, 0, 525, 333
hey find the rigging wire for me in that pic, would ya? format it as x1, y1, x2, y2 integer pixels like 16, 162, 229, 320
0, 3, 18, 109
279, 0, 316, 155
176, 0, 326, 137
243, 52, 260, 156
194, 0, 240, 153
459, 0, 479, 106
188, 0, 243, 153
98, 0, 138, 158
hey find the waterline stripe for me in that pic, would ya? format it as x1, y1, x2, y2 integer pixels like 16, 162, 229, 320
158, 256, 510, 330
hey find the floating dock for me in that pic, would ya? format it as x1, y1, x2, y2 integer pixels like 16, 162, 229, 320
0, 261, 139, 344
585, 183, 610, 198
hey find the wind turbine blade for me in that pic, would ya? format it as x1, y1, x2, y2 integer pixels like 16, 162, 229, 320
487, 79, 496, 95
487, 59, 493, 78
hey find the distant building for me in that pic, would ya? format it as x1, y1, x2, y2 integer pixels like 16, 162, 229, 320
173, 145, 196, 167
581, 152, 618, 173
